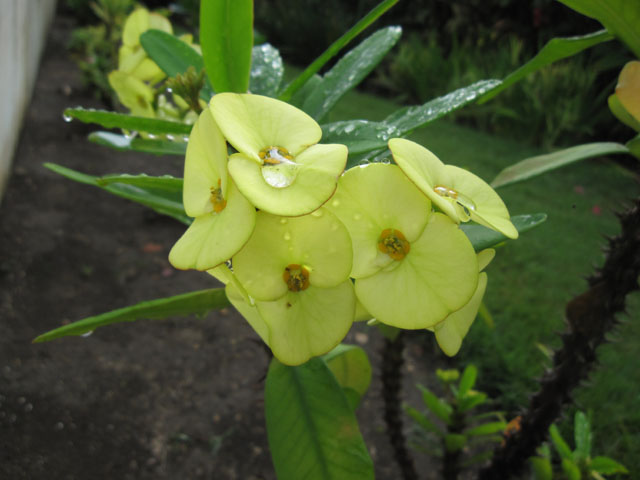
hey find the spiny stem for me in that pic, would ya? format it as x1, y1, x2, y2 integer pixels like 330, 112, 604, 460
381, 331, 419, 480
478, 198, 640, 479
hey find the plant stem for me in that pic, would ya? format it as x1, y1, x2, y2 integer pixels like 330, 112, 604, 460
477, 198, 640, 479
381, 331, 419, 480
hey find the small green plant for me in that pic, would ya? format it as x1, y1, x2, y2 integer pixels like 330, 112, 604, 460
405, 365, 507, 479
530, 411, 629, 480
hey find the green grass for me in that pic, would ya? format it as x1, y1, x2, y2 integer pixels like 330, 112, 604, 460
330, 88, 640, 475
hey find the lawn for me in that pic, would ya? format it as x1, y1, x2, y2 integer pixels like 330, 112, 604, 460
331, 87, 640, 475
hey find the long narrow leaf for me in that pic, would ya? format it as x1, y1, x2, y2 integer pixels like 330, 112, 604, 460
491, 142, 629, 188
44, 163, 189, 224
457, 364, 478, 399
558, 0, 640, 57
200, 0, 253, 93
479, 30, 613, 103
33, 288, 229, 342
265, 357, 374, 480
279, 0, 398, 102
303, 26, 402, 121
140, 29, 214, 99
549, 424, 573, 461
89, 131, 188, 156
64, 108, 192, 134
461, 213, 547, 252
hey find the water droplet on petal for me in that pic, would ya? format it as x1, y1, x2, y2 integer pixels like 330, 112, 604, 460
310, 210, 323, 217
331, 199, 340, 208
353, 213, 362, 221
261, 163, 298, 188
283, 232, 291, 241
279, 218, 288, 224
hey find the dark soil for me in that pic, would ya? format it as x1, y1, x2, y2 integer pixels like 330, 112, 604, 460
0, 12, 442, 480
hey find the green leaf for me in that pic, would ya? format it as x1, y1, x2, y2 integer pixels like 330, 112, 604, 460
457, 364, 477, 399
574, 411, 592, 461
200, 0, 253, 93
404, 405, 444, 436
302, 26, 402, 121
491, 142, 630, 189
279, 0, 398, 102
88, 131, 188, 156
418, 385, 452, 424
461, 213, 547, 251
549, 424, 574, 461
322, 344, 372, 410
458, 392, 488, 413
265, 357, 374, 480
479, 30, 613, 103
33, 288, 228, 342
444, 434, 467, 452
530, 457, 554, 480
562, 458, 582, 480
626, 134, 640, 159
589, 456, 629, 475
557, 0, 640, 57
139, 29, 214, 100
478, 302, 494, 329
250, 43, 284, 97
464, 421, 507, 437
384, 80, 500, 136
44, 163, 189, 224
63, 108, 193, 135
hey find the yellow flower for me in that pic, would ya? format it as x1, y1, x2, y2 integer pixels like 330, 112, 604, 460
210, 93, 348, 216
389, 138, 518, 239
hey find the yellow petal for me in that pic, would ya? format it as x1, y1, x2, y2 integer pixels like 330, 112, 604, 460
122, 8, 150, 47
616, 60, 640, 123
108, 71, 155, 117
210, 93, 322, 159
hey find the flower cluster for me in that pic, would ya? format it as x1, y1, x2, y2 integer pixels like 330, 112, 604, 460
108, 7, 201, 123
169, 93, 518, 365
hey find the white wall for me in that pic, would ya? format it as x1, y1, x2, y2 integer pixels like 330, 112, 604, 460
0, 0, 57, 203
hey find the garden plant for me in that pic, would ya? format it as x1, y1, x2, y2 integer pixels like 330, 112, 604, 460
35, 0, 640, 478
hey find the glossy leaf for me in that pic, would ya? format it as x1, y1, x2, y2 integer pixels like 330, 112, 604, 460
139, 29, 214, 99
200, 0, 253, 93
589, 456, 629, 475
44, 163, 189, 224
250, 43, 284, 96
303, 26, 402, 121
549, 424, 573, 461
63, 108, 192, 134
558, 0, 640, 57
418, 386, 452, 424
561, 458, 581, 480
33, 288, 229, 342
322, 344, 372, 410
89, 131, 187, 156
385, 80, 500, 135
461, 213, 547, 252
457, 364, 477, 399
265, 357, 374, 480
491, 142, 630, 188
279, 0, 398, 102
479, 30, 613, 103
573, 411, 592, 461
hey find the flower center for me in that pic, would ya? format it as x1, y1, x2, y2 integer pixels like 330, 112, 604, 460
378, 229, 410, 261
259, 146, 299, 188
209, 179, 227, 213
283, 264, 310, 292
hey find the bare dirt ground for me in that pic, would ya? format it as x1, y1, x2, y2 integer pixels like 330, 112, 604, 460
0, 12, 442, 480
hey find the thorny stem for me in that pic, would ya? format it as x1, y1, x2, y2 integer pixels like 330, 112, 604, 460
478, 198, 640, 479
381, 331, 419, 480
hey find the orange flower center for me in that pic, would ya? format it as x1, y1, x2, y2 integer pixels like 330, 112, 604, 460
209, 179, 227, 213
377, 229, 410, 261
283, 264, 310, 292
259, 146, 294, 166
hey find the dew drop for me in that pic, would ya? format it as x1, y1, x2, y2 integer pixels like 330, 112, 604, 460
353, 213, 362, 221
62, 113, 73, 123
279, 218, 288, 224
261, 163, 298, 188
283, 232, 291, 241
146, 133, 157, 140
310, 210, 323, 217
81, 331, 93, 338
331, 199, 340, 207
